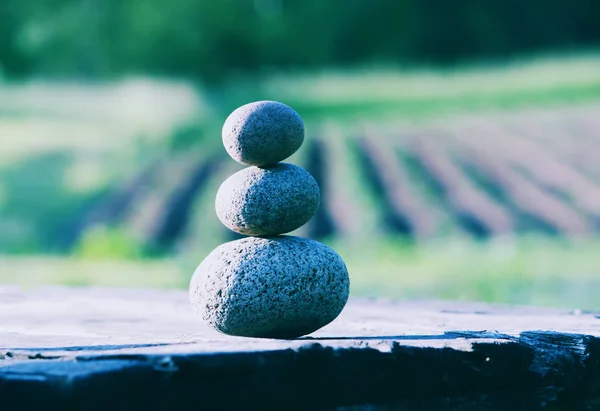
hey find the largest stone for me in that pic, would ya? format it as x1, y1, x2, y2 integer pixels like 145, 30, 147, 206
189, 236, 350, 339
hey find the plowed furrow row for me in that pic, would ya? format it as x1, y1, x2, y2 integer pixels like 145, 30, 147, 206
407, 135, 514, 237
461, 119, 600, 223
357, 130, 439, 238
449, 133, 589, 235
308, 126, 384, 239
59, 159, 162, 250
496, 109, 600, 180
180, 159, 243, 253
126, 150, 221, 252
303, 136, 341, 239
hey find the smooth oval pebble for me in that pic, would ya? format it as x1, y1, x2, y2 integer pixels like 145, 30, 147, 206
222, 101, 304, 166
216, 163, 320, 236
189, 236, 350, 339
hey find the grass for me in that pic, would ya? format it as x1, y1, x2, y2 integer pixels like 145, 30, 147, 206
332, 235, 600, 310
0, 256, 185, 289
3, 236, 600, 310
2, 53, 600, 309
0, 78, 206, 161
240, 53, 600, 121
2, 53, 600, 161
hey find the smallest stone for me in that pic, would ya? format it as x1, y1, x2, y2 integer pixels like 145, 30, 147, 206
222, 101, 304, 166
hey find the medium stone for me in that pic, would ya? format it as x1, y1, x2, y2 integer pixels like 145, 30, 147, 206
215, 163, 320, 236
222, 101, 304, 166
189, 236, 350, 339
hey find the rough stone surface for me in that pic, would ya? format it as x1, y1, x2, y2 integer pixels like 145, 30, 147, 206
222, 100, 304, 166
189, 236, 350, 339
215, 163, 320, 236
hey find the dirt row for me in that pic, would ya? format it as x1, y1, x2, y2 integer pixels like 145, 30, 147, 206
65, 105, 600, 251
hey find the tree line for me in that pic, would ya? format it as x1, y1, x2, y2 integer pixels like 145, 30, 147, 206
1, 0, 599, 82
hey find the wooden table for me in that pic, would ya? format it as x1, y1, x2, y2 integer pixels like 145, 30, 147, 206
1, 286, 599, 410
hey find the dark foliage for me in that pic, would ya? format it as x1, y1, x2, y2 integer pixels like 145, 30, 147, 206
1, 0, 599, 82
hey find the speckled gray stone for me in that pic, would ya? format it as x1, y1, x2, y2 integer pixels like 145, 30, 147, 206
222, 101, 304, 166
215, 163, 320, 236
189, 236, 350, 339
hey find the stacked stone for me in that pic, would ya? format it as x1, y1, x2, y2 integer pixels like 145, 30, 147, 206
189, 101, 350, 339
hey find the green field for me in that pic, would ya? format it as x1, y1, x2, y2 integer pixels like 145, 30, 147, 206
3, 236, 600, 310
226, 53, 600, 120
2, 53, 600, 310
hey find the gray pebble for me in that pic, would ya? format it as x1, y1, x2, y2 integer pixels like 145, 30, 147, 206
216, 163, 320, 236
222, 101, 304, 166
189, 236, 350, 339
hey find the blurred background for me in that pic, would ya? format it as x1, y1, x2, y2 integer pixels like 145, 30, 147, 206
1, 0, 600, 309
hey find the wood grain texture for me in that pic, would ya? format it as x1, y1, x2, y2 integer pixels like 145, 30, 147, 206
1, 286, 599, 410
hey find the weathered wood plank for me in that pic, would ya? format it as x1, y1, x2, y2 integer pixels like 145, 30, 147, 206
1, 286, 599, 410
